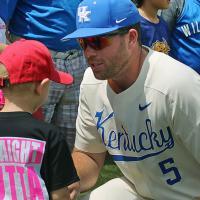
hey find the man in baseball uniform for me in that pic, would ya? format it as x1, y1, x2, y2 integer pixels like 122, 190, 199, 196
65, 0, 200, 199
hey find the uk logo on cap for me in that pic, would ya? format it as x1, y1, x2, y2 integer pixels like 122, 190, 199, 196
78, 6, 91, 23
63, 0, 140, 39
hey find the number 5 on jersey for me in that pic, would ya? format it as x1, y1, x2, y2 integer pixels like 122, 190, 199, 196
159, 158, 182, 185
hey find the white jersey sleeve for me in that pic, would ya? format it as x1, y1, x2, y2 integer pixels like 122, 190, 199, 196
75, 68, 107, 153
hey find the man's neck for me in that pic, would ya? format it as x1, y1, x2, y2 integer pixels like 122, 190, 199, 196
108, 47, 148, 93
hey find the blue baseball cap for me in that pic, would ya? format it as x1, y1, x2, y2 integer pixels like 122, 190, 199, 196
63, 0, 140, 39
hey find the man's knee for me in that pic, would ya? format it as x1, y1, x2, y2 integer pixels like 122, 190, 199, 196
79, 177, 142, 200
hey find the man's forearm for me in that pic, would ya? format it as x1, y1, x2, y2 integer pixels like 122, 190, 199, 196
72, 151, 101, 192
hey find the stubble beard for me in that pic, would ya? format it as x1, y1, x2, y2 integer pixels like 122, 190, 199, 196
92, 40, 129, 80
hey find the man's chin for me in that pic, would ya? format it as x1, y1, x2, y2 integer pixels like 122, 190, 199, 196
92, 71, 107, 80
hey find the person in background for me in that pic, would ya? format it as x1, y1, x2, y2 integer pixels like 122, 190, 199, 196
0, 0, 88, 150
133, 0, 170, 54
0, 39, 80, 200
0, 17, 6, 44
161, 0, 200, 73
65, 0, 200, 199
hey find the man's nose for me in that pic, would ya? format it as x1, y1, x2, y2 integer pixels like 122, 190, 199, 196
84, 45, 97, 58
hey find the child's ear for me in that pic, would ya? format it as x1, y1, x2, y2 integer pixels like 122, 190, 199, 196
35, 78, 50, 95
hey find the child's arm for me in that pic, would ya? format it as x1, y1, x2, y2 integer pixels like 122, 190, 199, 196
161, 0, 184, 32
47, 130, 80, 200
51, 186, 71, 200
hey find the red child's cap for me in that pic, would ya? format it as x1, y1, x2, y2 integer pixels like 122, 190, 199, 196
0, 39, 73, 86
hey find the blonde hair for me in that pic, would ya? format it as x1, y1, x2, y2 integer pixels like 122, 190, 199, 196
0, 63, 37, 96
0, 64, 48, 112
0, 63, 9, 80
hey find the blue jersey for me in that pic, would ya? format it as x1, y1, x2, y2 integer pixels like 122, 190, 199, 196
0, 0, 82, 51
170, 0, 200, 73
140, 15, 170, 54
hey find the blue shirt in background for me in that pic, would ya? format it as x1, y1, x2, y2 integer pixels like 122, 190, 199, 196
140, 15, 170, 54
0, 0, 82, 51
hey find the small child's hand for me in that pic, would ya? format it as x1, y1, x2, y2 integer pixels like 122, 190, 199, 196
0, 89, 5, 110
68, 181, 80, 200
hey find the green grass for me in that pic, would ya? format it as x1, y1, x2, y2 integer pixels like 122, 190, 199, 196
78, 154, 122, 199
96, 155, 122, 186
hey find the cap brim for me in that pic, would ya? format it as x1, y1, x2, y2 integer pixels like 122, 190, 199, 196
51, 70, 74, 85
62, 27, 118, 40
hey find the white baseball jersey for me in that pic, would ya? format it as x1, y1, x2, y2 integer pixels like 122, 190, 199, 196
75, 49, 200, 199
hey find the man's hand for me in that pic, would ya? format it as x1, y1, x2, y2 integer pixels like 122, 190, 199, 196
50, 186, 71, 200
68, 181, 80, 200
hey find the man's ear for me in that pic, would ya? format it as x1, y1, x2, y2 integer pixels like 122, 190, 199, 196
35, 78, 50, 95
128, 29, 138, 46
